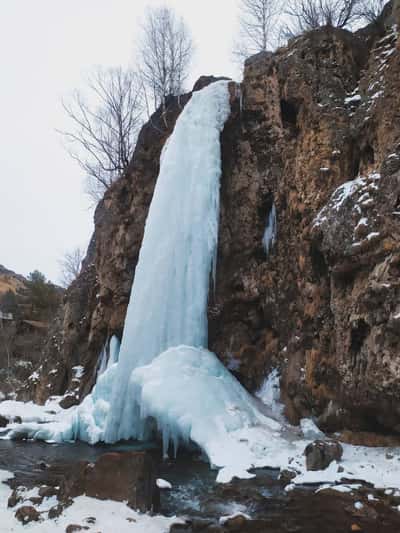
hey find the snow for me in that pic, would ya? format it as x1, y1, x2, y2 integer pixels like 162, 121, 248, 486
219, 511, 251, 525
156, 478, 172, 490
313, 171, 381, 230
72, 365, 84, 379
300, 418, 324, 440
293, 444, 400, 490
316, 483, 361, 494
0, 470, 180, 532
0, 398, 62, 424
263, 203, 277, 255
3, 396, 400, 491
354, 501, 364, 510
324, 176, 366, 213
355, 217, 368, 229
345, 94, 361, 104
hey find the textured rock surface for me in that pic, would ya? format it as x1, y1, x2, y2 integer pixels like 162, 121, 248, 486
60, 451, 158, 512
305, 439, 343, 471
28, 4, 400, 435
211, 4, 400, 433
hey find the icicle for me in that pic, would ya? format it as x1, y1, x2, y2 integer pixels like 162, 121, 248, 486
96, 344, 108, 378
263, 203, 277, 255
235, 82, 243, 115
108, 335, 120, 368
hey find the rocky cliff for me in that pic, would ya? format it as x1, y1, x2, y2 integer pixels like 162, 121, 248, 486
30, 2, 400, 435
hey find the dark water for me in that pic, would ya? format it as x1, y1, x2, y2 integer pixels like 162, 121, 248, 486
3, 441, 399, 532
158, 457, 285, 519
0, 439, 157, 486
0, 439, 285, 519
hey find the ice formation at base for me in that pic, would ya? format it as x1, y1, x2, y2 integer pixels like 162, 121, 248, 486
127, 346, 278, 462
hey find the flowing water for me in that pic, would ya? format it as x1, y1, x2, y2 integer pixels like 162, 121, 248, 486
0, 440, 286, 520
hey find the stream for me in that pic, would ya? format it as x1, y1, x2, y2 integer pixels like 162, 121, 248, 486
0, 439, 288, 519
2, 440, 400, 532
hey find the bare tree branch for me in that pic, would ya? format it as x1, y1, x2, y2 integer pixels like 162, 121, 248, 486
234, 0, 281, 60
139, 6, 193, 112
59, 247, 85, 288
357, 0, 385, 23
284, 0, 362, 38
59, 67, 144, 203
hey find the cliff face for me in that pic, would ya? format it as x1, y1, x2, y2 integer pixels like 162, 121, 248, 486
212, 2, 400, 433
31, 3, 400, 434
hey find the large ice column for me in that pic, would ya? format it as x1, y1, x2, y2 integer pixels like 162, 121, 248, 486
75, 81, 232, 443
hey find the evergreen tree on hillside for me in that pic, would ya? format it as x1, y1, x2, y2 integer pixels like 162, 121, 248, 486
0, 290, 19, 317
25, 270, 61, 321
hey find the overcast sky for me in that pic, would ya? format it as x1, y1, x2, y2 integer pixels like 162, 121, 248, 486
0, 0, 239, 283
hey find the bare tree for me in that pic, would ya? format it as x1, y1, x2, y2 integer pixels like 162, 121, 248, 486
139, 6, 193, 111
357, 0, 385, 23
285, 0, 361, 36
59, 247, 85, 288
234, 0, 280, 60
60, 67, 143, 202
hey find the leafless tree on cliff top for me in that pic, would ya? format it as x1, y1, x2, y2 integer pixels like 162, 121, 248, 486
284, 0, 361, 36
234, 0, 281, 60
59, 247, 85, 288
60, 67, 143, 202
357, 0, 386, 23
139, 6, 193, 112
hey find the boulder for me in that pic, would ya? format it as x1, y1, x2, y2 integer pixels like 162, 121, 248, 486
305, 440, 343, 471
59, 394, 80, 409
60, 451, 158, 512
7, 489, 22, 508
0, 415, 8, 427
38, 485, 59, 498
15, 505, 40, 523
65, 525, 89, 533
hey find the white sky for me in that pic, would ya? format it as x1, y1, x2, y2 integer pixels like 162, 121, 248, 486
0, 0, 239, 283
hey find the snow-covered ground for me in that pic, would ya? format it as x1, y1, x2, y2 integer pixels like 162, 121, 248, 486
0, 397, 63, 424
2, 379, 400, 492
0, 470, 180, 533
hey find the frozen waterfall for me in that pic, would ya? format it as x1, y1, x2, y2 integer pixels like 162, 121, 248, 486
9, 81, 295, 482
46, 80, 232, 445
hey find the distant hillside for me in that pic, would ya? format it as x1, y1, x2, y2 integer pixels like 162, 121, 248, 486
0, 265, 27, 296
0, 265, 64, 399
